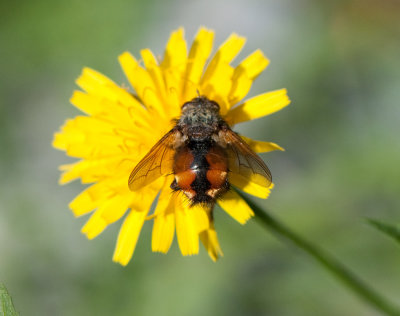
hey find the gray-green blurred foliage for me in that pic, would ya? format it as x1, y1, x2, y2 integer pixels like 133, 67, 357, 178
1, 0, 400, 315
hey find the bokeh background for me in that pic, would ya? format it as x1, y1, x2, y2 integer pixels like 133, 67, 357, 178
1, 0, 400, 315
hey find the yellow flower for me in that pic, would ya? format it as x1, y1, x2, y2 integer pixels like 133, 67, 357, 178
53, 27, 290, 265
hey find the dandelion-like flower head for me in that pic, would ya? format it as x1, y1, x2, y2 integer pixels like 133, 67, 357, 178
53, 27, 290, 265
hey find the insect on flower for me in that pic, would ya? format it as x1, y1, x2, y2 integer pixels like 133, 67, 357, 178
129, 96, 272, 207
53, 27, 290, 265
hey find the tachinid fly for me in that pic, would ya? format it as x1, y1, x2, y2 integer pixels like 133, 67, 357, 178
128, 96, 272, 206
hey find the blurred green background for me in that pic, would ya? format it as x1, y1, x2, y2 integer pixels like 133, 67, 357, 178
1, 0, 400, 315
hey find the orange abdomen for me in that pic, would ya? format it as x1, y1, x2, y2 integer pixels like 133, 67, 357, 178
172, 142, 229, 204
206, 146, 228, 189
172, 147, 197, 199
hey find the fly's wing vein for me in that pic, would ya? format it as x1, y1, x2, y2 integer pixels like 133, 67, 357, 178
223, 129, 272, 187
128, 129, 177, 190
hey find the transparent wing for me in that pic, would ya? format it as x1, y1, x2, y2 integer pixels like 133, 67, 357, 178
128, 129, 177, 191
222, 129, 272, 187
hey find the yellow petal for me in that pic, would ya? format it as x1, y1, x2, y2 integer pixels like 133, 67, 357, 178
52, 121, 84, 151
229, 50, 270, 105
160, 28, 188, 116
142, 48, 184, 119
58, 156, 128, 184
76, 68, 145, 115
81, 211, 108, 240
151, 194, 176, 253
69, 186, 100, 217
112, 209, 148, 266
141, 49, 167, 102
58, 162, 81, 184
182, 27, 214, 102
69, 181, 116, 217
218, 190, 254, 224
201, 33, 246, 113
76, 67, 117, 96
151, 179, 172, 217
175, 199, 199, 256
235, 49, 269, 80
70, 90, 148, 130
53, 116, 128, 159
186, 204, 210, 233
98, 194, 131, 224
163, 70, 182, 118
227, 89, 290, 125
69, 90, 101, 115
118, 52, 165, 119
161, 27, 187, 75
77, 193, 132, 240
200, 228, 223, 262
199, 213, 223, 261
227, 74, 252, 108
201, 33, 246, 84
201, 65, 233, 114
54, 117, 104, 153
152, 212, 175, 254
151, 184, 176, 253
230, 173, 273, 199
241, 135, 284, 153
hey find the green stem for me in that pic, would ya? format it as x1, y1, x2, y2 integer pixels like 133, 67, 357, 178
236, 191, 400, 316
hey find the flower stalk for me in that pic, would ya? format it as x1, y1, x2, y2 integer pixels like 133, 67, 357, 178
236, 190, 400, 316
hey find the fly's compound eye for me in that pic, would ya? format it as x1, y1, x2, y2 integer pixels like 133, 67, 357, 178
181, 101, 192, 110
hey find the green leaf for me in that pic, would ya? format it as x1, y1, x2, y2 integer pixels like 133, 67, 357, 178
367, 218, 400, 244
235, 189, 400, 316
0, 284, 18, 316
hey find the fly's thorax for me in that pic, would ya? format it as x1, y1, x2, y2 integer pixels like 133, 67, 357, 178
178, 97, 222, 140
